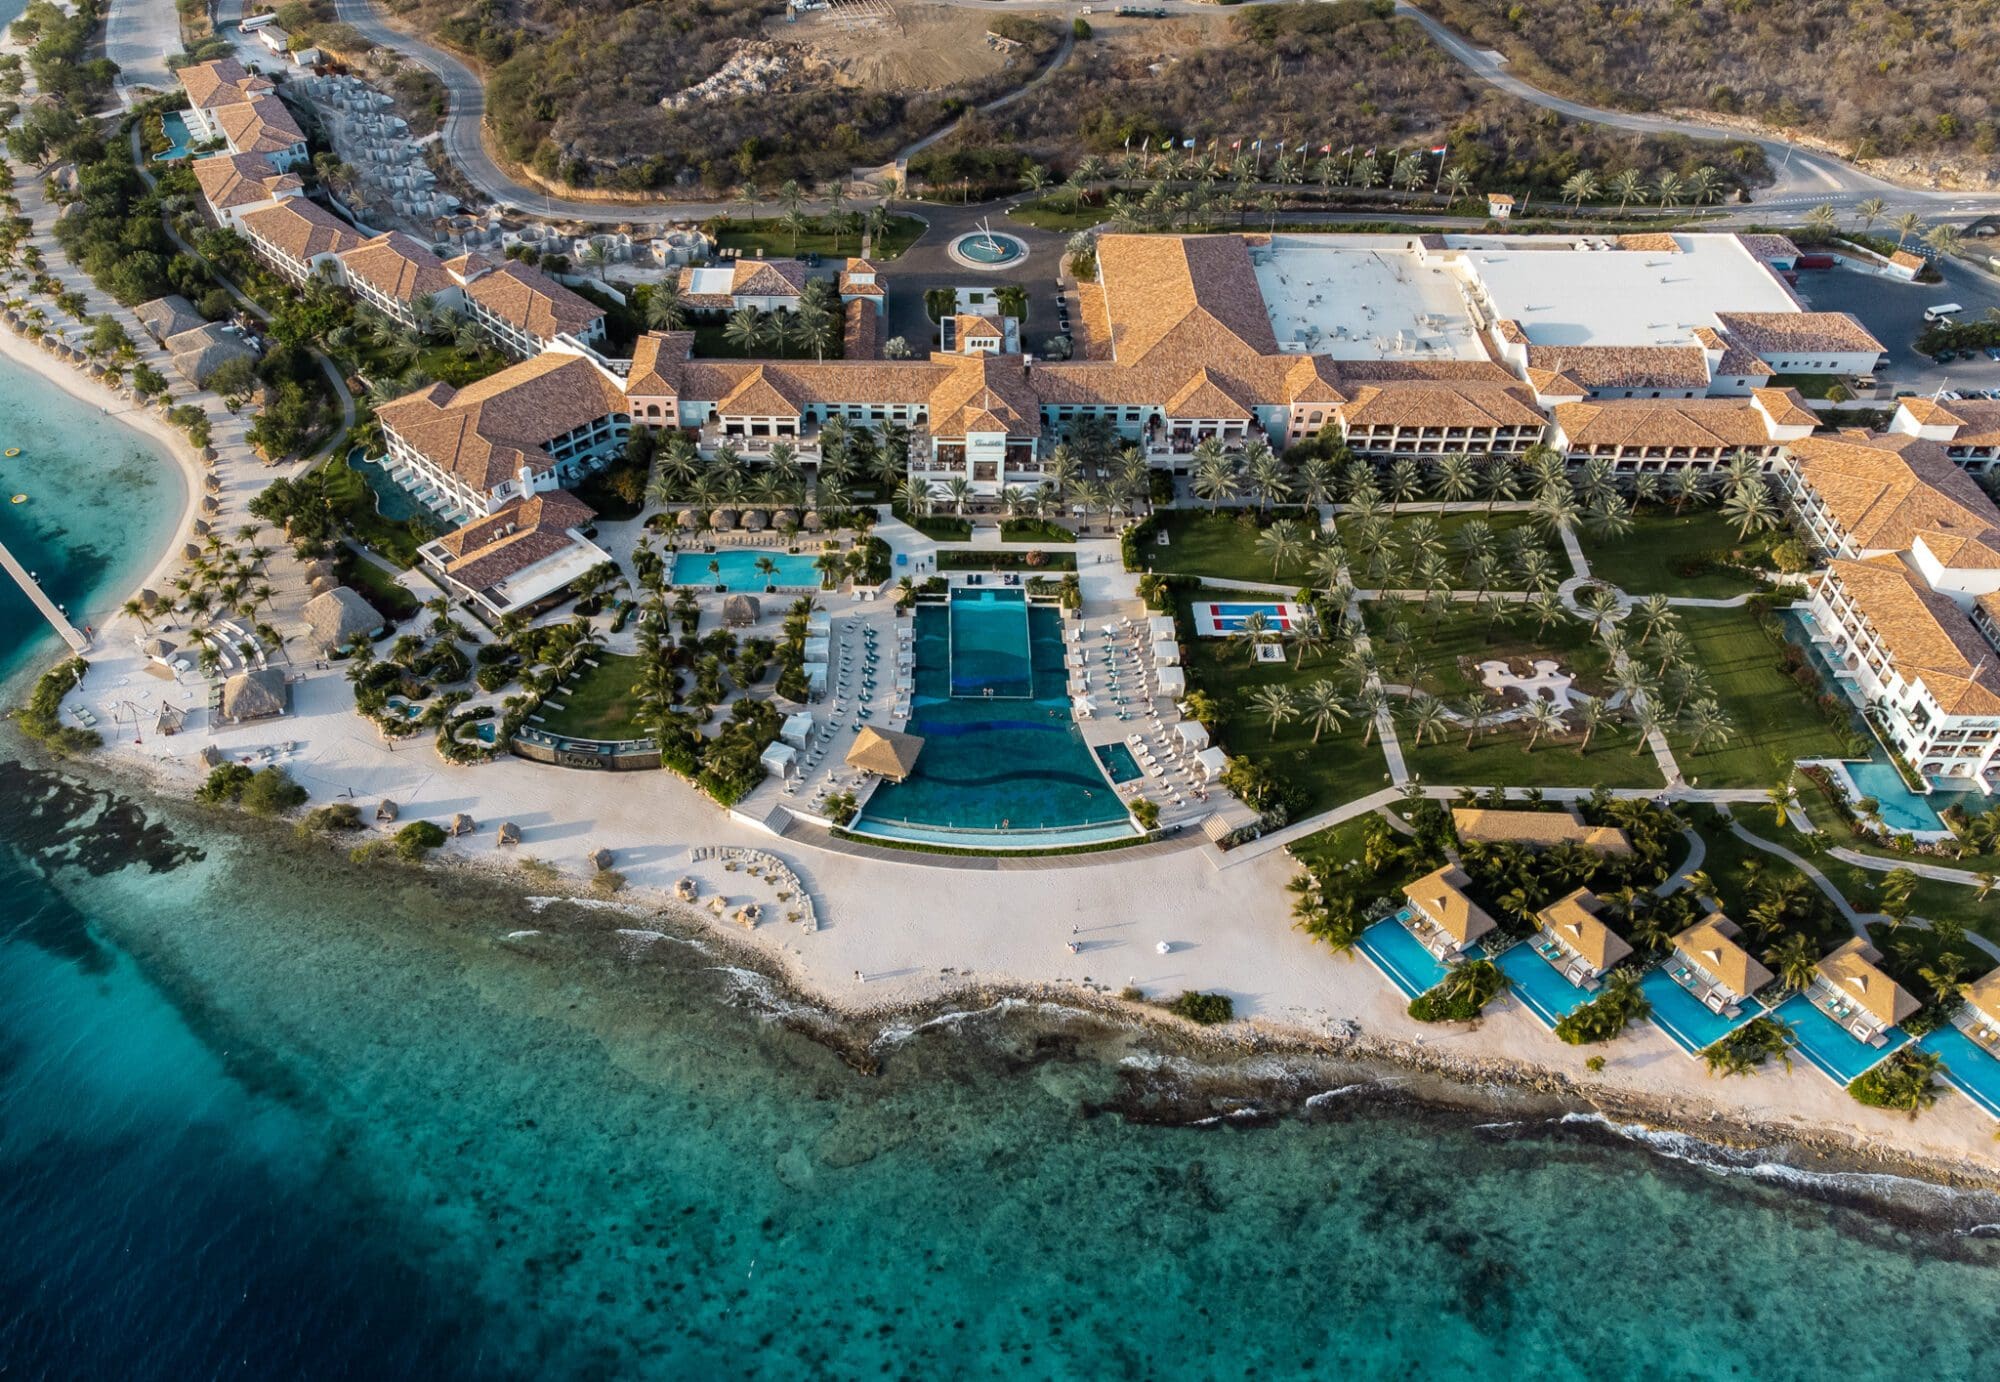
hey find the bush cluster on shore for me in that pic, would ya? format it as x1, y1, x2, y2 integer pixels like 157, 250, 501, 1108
1164, 991, 1235, 1025
196, 763, 308, 817
17, 658, 98, 756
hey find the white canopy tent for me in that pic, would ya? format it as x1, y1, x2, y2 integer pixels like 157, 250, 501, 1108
1194, 745, 1230, 782
1148, 615, 1176, 639
1151, 639, 1181, 666
803, 637, 830, 663
1176, 720, 1211, 750
1071, 694, 1097, 719
760, 741, 798, 778
807, 610, 831, 636
779, 711, 816, 747
1154, 665, 1186, 697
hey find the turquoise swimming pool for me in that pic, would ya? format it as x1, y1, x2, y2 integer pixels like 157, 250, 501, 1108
1493, 943, 1598, 1029
1768, 994, 1907, 1085
1358, 911, 1483, 1000
852, 601, 1133, 842
672, 550, 822, 590
152, 111, 195, 161
1639, 967, 1764, 1055
1920, 1022, 2000, 1121
1095, 742, 1142, 784
949, 587, 1034, 698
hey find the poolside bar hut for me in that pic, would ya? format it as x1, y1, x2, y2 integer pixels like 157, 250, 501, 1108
1151, 638, 1181, 666
760, 740, 798, 779
780, 710, 816, 748
1193, 745, 1230, 783
303, 587, 386, 656
218, 667, 288, 723
1148, 615, 1175, 640
846, 726, 924, 781
1176, 721, 1211, 752
1154, 665, 1186, 697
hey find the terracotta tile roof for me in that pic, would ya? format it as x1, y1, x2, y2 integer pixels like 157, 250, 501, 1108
1733, 233, 1800, 263
434, 490, 597, 590
177, 58, 272, 110
677, 359, 950, 413
1890, 249, 1926, 271
715, 366, 804, 419
1522, 342, 1712, 391
1341, 382, 1545, 429
1751, 387, 1817, 428
928, 354, 1041, 439
377, 353, 630, 493
239, 198, 365, 264
339, 232, 453, 305
1525, 367, 1586, 397
625, 330, 696, 397
1820, 557, 2000, 716
1918, 528, 2000, 570
464, 262, 605, 341
215, 93, 305, 156
192, 152, 300, 210
1694, 326, 1775, 378
1554, 397, 1780, 450
1165, 368, 1252, 421
1333, 359, 1517, 383
1817, 938, 1919, 1028
732, 259, 809, 297
1072, 280, 1114, 360
842, 298, 880, 360
1715, 311, 1884, 356
1493, 318, 1529, 346
1451, 807, 1633, 854
1402, 864, 1497, 945
1788, 432, 2000, 552
1672, 914, 1772, 997
1095, 234, 1279, 366
1283, 354, 1347, 404
1904, 396, 2000, 447
1537, 889, 1632, 971
953, 313, 1008, 341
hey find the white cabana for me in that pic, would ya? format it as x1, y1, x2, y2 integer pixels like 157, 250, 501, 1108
1194, 745, 1230, 782
780, 711, 816, 747
1176, 720, 1211, 751
1154, 665, 1186, 697
1151, 639, 1181, 666
760, 741, 798, 778
804, 663, 829, 696
1072, 694, 1097, 719
803, 637, 830, 663
807, 611, 831, 636
1147, 615, 1175, 639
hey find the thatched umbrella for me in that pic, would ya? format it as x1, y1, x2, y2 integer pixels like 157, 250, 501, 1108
802, 511, 824, 533
711, 507, 738, 532
722, 593, 760, 627
375, 799, 399, 822
450, 812, 475, 837
588, 847, 613, 871
203, 474, 222, 493
201, 446, 218, 466
772, 508, 797, 531
302, 559, 334, 584
199, 744, 224, 768
674, 876, 699, 902
139, 587, 161, 609
201, 495, 221, 514
182, 542, 202, 561
676, 507, 700, 531
191, 519, 211, 537
141, 635, 177, 658
496, 821, 521, 845
742, 509, 768, 532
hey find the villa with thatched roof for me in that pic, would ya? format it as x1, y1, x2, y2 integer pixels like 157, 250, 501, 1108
1451, 808, 1632, 857
1399, 864, 1496, 960
1812, 938, 1918, 1045
1668, 914, 1772, 1012
845, 726, 924, 781
1532, 889, 1632, 990
302, 586, 386, 655
219, 666, 288, 723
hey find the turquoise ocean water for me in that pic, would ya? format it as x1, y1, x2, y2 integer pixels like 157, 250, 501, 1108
6, 351, 2000, 1377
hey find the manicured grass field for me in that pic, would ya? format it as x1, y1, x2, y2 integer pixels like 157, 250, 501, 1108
537, 654, 649, 741
1334, 510, 1543, 587
1147, 510, 1322, 585
1363, 599, 1614, 702
1576, 509, 1776, 599
1396, 720, 1665, 791
707, 213, 926, 260
1663, 607, 1851, 789
1180, 594, 1389, 816
1289, 813, 1391, 873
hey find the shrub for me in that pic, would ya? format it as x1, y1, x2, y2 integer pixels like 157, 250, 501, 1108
1552, 972, 1651, 1045
1165, 990, 1234, 1024
298, 803, 365, 835
196, 762, 255, 803
1131, 797, 1159, 830
394, 819, 448, 860
17, 657, 99, 755
1849, 1048, 1947, 1117
1409, 959, 1507, 1022
238, 766, 308, 817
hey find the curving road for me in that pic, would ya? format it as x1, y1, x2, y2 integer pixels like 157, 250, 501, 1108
327, 0, 2000, 228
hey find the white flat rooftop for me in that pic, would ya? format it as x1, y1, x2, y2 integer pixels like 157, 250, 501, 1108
1247, 234, 1486, 361
486, 536, 609, 614
1453, 233, 1799, 348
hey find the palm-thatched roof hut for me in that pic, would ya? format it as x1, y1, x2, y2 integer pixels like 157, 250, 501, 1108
139, 587, 161, 609
711, 508, 738, 532
219, 666, 287, 722
802, 512, 824, 533
302, 559, 334, 584
496, 821, 521, 845
303, 586, 385, 654
203, 474, 222, 494
191, 518, 210, 537
676, 508, 701, 531
201, 495, 221, 514
182, 542, 202, 561
674, 876, 699, 901
308, 576, 336, 597
722, 593, 761, 627
845, 725, 925, 781
772, 508, 797, 530
742, 509, 768, 532
450, 812, 475, 837
376, 799, 399, 822
588, 847, 613, 871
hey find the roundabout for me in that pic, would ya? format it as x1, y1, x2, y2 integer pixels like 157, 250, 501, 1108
947, 227, 1029, 271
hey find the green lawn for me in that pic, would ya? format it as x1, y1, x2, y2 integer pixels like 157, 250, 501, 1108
1147, 510, 1322, 585
1663, 607, 1852, 789
1289, 813, 1391, 874
1364, 598, 1615, 702
537, 654, 649, 741
1181, 594, 1389, 816
1576, 509, 1775, 599
1682, 813, 1853, 954
706, 213, 927, 260
333, 545, 419, 622
1007, 197, 1105, 233
690, 323, 844, 361
1334, 510, 1543, 587
320, 454, 434, 568
1766, 372, 1852, 401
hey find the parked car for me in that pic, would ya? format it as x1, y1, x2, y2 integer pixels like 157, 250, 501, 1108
1984, 345, 2000, 361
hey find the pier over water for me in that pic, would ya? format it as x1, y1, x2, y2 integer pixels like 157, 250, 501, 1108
0, 536, 91, 652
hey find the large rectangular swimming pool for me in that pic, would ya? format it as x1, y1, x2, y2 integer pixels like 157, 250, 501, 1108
852, 600, 1132, 841
672, 550, 822, 590
1918, 1023, 2000, 1121
948, 587, 1034, 699
1768, 994, 1907, 1085
1493, 944, 1598, 1029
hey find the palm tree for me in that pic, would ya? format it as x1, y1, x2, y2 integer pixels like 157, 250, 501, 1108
1573, 696, 1613, 754
1406, 694, 1449, 747
1685, 698, 1735, 754
1440, 166, 1473, 204
1257, 519, 1304, 579
1802, 203, 1839, 237
1608, 168, 1644, 214
1631, 593, 1675, 648
1522, 699, 1566, 752
1855, 197, 1886, 233
723, 306, 766, 355
1190, 443, 1239, 511
1685, 165, 1723, 207
1231, 611, 1272, 663
1765, 932, 1819, 994
1719, 478, 1779, 537
1560, 169, 1599, 214
1580, 584, 1624, 638
1652, 171, 1683, 210
1890, 211, 1922, 249
944, 476, 975, 516
1247, 684, 1296, 740
1302, 679, 1348, 743
1766, 780, 1800, 830
1243, 442, 1290, 512
1922, 222, 1963, 260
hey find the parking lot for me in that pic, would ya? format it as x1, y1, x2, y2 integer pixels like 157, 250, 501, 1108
1796, 256, 2000, 394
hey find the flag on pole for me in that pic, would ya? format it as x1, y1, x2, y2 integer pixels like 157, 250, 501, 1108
1231, 139, 1242, 150
1251, 138, 1262, 150
1320, 143, 1332, 154
1182, 138, 1195, 148
1123, 134, 1132, 150
1429, 144, 1449, 155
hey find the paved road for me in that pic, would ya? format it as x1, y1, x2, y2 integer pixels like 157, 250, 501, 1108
104, 0, 180, 105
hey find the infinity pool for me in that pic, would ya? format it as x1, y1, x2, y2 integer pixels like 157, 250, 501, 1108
672, 550, 822, 590
1357, 911, 1482, 1000
1493, 943, 1598, 1028
1639, 967, 1764, 1055
852, 600, 1133, 842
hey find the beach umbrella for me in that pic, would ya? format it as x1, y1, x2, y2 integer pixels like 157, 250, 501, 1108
203, 474, 222, 493
139, 587, 161, 609
375, 799, 399, 822
496, 821, 521, 845
772, 508, 797, 530
182, 542, 202, 561
674, 876, 699, 901
191, 519, 210, 537
201, 495, 220, 514
676, 508, 700, 530
743, 509, 768, 532
588, 847, 613, 871
142, 635, 177, 658
450, 812, 475, 836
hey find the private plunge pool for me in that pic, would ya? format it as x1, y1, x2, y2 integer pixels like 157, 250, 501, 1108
849, 591, 1135, 848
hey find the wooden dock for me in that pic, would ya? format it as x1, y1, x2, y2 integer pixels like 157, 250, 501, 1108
0, 536, 91, 653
